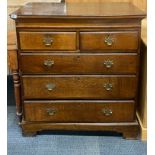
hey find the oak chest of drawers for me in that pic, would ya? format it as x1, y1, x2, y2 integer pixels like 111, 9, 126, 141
10, 2, 145, 139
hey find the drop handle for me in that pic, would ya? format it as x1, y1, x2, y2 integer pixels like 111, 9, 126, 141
102, 108, 113, 116
103, 83, 113, 91
103, 60, 114, 68
43, 35, 53, 46
104, 35, 114, 46
46, 108, 56, 116
44, 60, 54, 67
45, 83, 56, 91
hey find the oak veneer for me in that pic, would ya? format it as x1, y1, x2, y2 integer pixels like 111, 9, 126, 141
22, 75, 137, 99
19, 32, 77, 51
20, 53, 138, 74
24, 100, 135, 122
80, 31, 139, 50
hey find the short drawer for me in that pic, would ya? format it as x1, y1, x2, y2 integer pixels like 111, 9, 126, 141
80, 31, 138, 51
24, 100, 135, 122
19, 32, 76, 51
22, 75, 137, 99
20, 53, 138, 74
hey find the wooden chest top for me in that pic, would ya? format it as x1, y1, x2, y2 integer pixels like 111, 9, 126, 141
11, 2, 145, 19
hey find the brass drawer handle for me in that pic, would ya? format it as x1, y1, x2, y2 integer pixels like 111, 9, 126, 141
103, 60, 114, 68
45, 83, 56, 91
44, 60, 54, 67
104, 35, 114, 46
43, 35, 53, 46
102, 108, 113, 116
103, 83, 113, 91
46, 108, 56, 116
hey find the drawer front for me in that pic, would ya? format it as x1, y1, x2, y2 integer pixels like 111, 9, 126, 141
24, 100, 135, 122
20, 53, 138, 74
19, 32, 76, 51
22, 75, 137, 99
80, 31, 138, 51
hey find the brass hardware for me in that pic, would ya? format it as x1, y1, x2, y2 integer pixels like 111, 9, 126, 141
104, 35, 114, 46
45, 83, 56, 91
43, 35, 53, 46
102, 108, 113, 116
46, 108, 56, 116
44, 60, 54, 67
103, 83, 113, 91
103, 60, 114, 68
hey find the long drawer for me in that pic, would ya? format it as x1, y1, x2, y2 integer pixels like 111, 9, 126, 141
20, 53, 138, 74
24, 100, 135, 122
19, 32, 77, 51
22, 75, 137, 99
80, 31, 139, 51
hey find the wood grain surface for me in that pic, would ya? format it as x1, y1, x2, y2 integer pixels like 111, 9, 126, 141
80, 31, 139, 50
24, 100, 135, 122
11, 2, 145, 18
22, 75, 137, 99
19, 32, 76, 51
20, 53, 138, 74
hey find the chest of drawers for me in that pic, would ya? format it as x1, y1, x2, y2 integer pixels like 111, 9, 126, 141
10, 2, 145, 139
